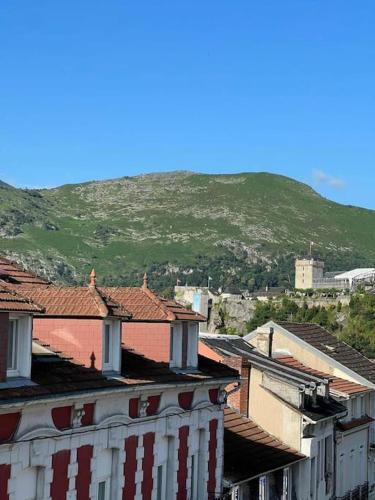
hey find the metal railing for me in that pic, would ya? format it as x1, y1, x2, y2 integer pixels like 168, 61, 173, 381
336, 482, 369, 500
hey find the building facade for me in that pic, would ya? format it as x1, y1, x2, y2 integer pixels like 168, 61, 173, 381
0, 257, 238, 500
246, 321, 375, 499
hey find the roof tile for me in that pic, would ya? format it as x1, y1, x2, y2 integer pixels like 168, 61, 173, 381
224, 407, 304, 484
101, 287, 205, 322
276, 322, 375, 384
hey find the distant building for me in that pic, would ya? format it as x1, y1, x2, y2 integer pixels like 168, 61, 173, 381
295, 258, 325, 289
295, 258, 375, 290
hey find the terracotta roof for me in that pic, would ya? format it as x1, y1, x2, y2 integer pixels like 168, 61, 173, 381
0, 257, 50, 285
0, 285, 44, 313
101, 286, 206, 322
337, 415, 373, 431
7, 284, 131, 319
275, 355, 371, 396
275, 322, 375, 384
121, 347, 239, 385
224, 407, 305, 485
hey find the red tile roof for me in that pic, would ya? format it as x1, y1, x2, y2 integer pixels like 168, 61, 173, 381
7, 284, 131, 319
0, 285, 44, 313
337, 415, 373, 431
101, 286, 206, 322
0, 257, 50, 285
275, 355, 370, 396
224, 407, 305, 485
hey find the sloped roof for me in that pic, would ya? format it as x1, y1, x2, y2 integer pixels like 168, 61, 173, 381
276, 355, 371, 397
224, 407, 305, 485
0, 342, 237, 404
121, 347, 238, 385
0, 285, 44, 313
0, 341, 123, 403
0, 257, 50, 285
8, 284, 131, 319
200, 334, 255, 359
101, 286, 206, 322
275, 322, 375, 384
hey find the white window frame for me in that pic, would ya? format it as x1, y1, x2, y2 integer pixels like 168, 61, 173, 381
170, 322, 182, 368
95, 448, 113, 500
7, 319, 20, 376
97, 479, 110, 500
187, 322, 198, 368
102, 320, 121, 373
7, 315, 32, 379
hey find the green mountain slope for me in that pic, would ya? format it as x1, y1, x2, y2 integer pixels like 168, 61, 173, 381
1, 171, 374, 289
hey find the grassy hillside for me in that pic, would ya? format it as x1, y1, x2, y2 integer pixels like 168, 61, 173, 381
1, 171, 374, 289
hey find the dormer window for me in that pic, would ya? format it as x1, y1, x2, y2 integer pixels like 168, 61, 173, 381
102, 320, 121, 373
170, 321, 198, 370
6, 315, 32, 379
7, 320, 19, 374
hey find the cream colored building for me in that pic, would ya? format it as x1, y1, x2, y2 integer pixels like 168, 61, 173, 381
245, 321, 375, 499
295, 258, 324, 289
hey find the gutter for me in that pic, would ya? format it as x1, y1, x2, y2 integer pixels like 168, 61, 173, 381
0, 375, 237, 410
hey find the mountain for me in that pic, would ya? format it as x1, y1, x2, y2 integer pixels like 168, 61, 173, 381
1, 171, 375, 290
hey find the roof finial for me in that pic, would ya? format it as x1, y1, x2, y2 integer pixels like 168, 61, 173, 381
89, 269, 97, 287
142, 272, 149, 289
90, 351, 96, 369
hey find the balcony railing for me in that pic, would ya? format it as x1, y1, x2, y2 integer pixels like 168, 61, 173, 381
336, 482, 369, 500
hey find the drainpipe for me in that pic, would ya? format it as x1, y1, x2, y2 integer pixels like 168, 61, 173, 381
268, 327, 274, 358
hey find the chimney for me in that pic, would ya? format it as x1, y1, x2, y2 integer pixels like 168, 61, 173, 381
89, 269, 97, 288
256, 326, 274, 358
268, 327, 274, 358
142, 272, 149, 289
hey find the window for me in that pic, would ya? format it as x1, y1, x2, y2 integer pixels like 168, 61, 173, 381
197, 429, 206, 500
98, 481, 106, 500
282, 468, 290, 500
104, 324, 111, 365
324, 436, 332, 494
259, 476, 267, 500
7, 320, 19, 373
190, 455, 196, 499
96, 449, 112, 500
102, 321, 121, 373
156, 465, 163, 500
166, 436, 176, 497
310, 457, 316, 499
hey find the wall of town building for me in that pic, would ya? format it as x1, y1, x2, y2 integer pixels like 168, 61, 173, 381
0, 384, 224, 500
33, 318, 106, 369
122, 322, 171, 363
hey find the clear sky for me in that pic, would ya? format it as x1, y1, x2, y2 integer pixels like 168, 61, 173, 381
0, 1, 374, 208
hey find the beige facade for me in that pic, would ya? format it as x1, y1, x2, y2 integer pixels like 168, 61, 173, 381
248, 366, 302, 450
295, 259, 324, 289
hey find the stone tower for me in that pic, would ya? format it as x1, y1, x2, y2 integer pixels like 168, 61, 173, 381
295, 259, 324, 289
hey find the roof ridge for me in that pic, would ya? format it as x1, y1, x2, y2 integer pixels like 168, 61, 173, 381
277, 320, 375, 363
98, 288, 132, 319
141, 286, 175, 320
88, 286, 109, 317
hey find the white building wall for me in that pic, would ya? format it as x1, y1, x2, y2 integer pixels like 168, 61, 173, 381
0, 384, 224, 500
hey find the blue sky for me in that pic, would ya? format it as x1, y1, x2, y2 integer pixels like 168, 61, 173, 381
0, 1, 374, 208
